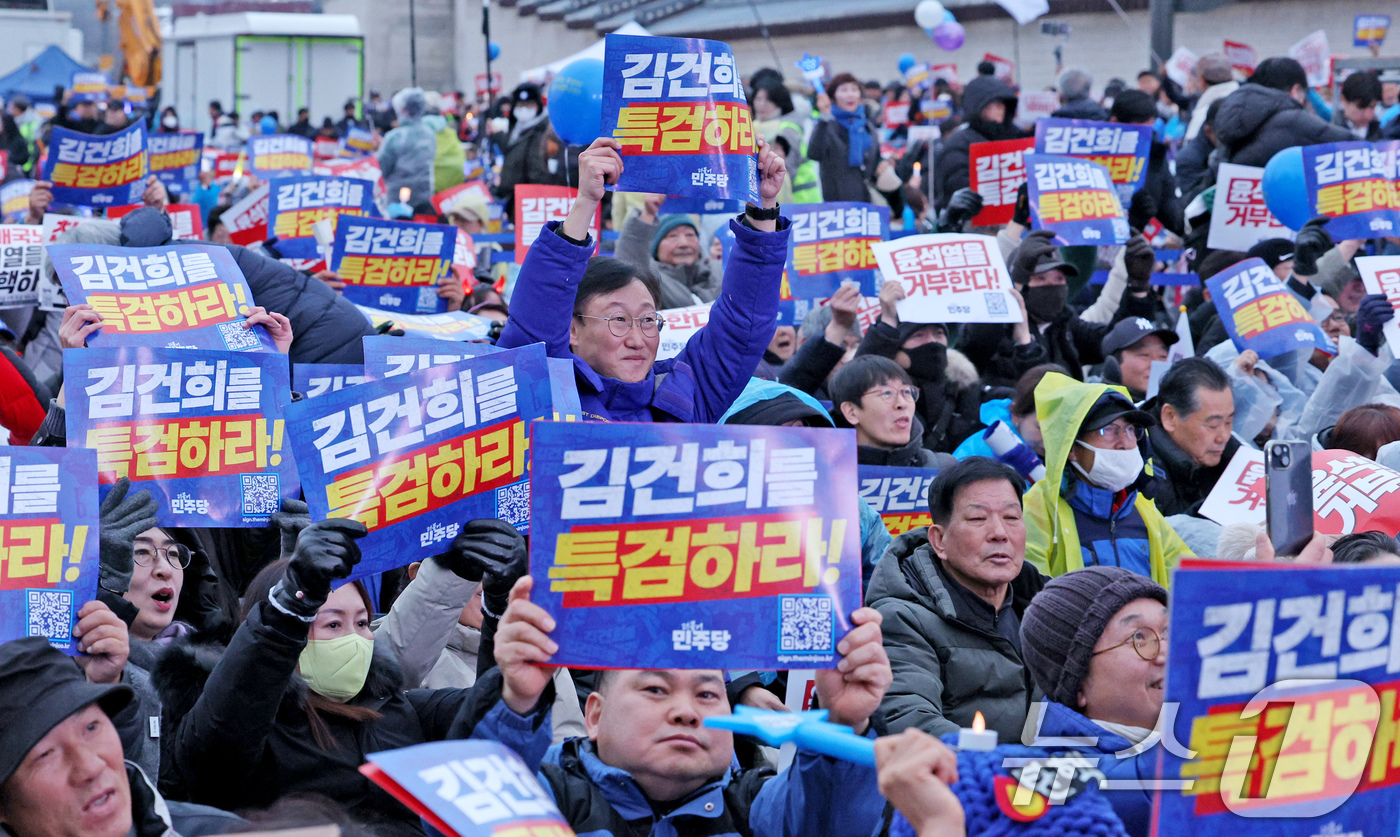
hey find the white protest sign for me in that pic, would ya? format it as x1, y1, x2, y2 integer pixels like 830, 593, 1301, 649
39, 213, 105, 311
1164, 47, 1199, 89
872, 233, 1021, 325
1208, 163, 1296, 253
0, 224, 44, 308
777, 670, 818, 772
1015, 91, 1059, 130
1357, 256, 1400, 358
1288, 30, 1331, 89
1198, 446, 1267, 527
657, 303, 712, 360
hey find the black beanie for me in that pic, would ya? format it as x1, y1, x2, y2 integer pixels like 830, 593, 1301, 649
1019, 566, 1167, 708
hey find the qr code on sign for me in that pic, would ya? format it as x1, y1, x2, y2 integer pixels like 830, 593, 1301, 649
495, 481, 530, 529
241, 474, 280, 516
416, 287, 440, 313
219, 320, 263, 351
28, 589, 74, 643
985, 292, 1008, 316
779, 596, 834, 653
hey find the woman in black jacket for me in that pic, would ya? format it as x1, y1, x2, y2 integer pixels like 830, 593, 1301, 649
807, 73, 890, 203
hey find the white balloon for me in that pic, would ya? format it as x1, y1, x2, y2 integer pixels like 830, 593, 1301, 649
914, 0, 946, 29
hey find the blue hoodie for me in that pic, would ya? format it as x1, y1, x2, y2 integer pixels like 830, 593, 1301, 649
1030, 700, 1157, 837
498, 218, 790, 423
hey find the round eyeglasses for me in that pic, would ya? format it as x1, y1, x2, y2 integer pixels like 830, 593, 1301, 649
133, 544, 192, 570
575, 313, 666, 338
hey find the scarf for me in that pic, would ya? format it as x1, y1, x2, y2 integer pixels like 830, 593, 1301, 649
832, 105, 871, 169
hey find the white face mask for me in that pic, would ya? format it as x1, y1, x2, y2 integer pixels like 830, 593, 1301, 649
546, 157, 559, 174
161, 115, 178, 129
514, 105, 538, 122
1072, 440, 1143, 492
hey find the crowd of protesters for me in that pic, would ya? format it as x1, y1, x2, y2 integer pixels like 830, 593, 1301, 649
6, 31, 1400, 837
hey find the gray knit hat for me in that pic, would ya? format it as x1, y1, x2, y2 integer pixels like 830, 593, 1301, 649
1020, 566, 1167, 707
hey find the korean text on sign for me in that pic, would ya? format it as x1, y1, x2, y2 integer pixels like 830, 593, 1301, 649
361, 334, 499, 381
148, 132, 204, 185
41, 122, 147, 207
362, 741, 573, 837
871, 233, 1021, 325
1209, 163, 1296, 252
0, 448, 99, 657
248, 134, 314, 177
514, 185, 599, 265
1308, 450, 1400, 537
969, 138, 1034, 226
1355, 14, 1390, 46
1357, 256, 1400, 358
859, 465, 938, 536
285, 343, 558, 580
1205, 257, 1330, 360
63, 347, 297, 528
1035, 118, 1151, 203
0, 226, 43, 307
268, 175, 377, 260
528, 419, 863, 671
1, 180, 33, 223
332, 215, 455, 315
602, 33, 759, 203
1302, 142, 1400, 240
294, 363, 368, 399
1023, 153, 1129, 246
1157, 564, 1400, 837
49, 243, 276, 352
784, 202, 888, 298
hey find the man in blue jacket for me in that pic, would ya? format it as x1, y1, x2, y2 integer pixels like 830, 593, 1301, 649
497, 136, 791, 424
491, 575, 897, 837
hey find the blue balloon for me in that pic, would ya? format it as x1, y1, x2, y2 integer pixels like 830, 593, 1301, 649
942, 8, 956, 21
898, 53, 917, 74
1261, 145, 1310, 231
548, 57, 604, 147
488, 42, 501, 61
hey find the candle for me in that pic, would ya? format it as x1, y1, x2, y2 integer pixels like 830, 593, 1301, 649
957, 711, 998, 751
399, 187, 412, 204
913, 162, 921, 174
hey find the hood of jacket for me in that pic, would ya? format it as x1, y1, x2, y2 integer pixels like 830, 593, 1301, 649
1214, 83, 1301, 149
718, 377, 834, 425
1034, 373, 1138, 499
962, 76, 1019, 123
866, 528, 1042, 624
150, 635, 406, 725
945, 348, 980, 389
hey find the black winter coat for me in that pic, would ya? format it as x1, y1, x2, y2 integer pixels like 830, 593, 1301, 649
1174, 132, 1214, 199
1214, 83, 1351, 167
1141, 141, 1184, 236
807, 118, 881, 203
1147, 426, 1241, 517
1052, 98, 1110, 121
933, 76, 1021, 210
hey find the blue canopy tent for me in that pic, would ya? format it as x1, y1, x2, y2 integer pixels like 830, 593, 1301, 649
0, 45, 91, 106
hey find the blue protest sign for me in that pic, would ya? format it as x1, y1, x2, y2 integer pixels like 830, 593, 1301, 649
49, 242, 275, 352
658, 196, 742, 215
69, 72, 109, 103
1157, 563, 1400, 837
148, 132, 203, 186
793, 52, 826, 94
293, 363, 366, 399
64, 347, 299, 528
331, 215, 456, 314
284, 344, 556, 579
783, 202, 889, 297
248, 133, 313, 178
1355, 14, 1390, 46
528, 420, 862, 670
361, 334, 500, 380
343, 126, 377, 157
602, 33, 759, 203
268, 175, 378, 259
1, 179, 33, 222
361, 741, 571, 837
41, 122, 147, 208
355, 305, 496, 342
1034, 117, 1152, 203
1301, 142, 1400, 240
1024, 153, 1129, 246
0, 448, 100, 656
1206, 257, 1331, 359
858, 465, 937, 537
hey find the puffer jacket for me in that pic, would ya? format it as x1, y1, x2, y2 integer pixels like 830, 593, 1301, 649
806, 113, 882, 203
933, 76, 1021, 210
1052, 97, 1109, 121
1146, 425, 1241, 517
1214, 83, 1351, 167
126, 762, 244, 837
497, 217, 789, 423
152, 602, 553, 837
866, 528, 1047, 739
377, 116, 437, 206
538, 734, 886, 837
1023, 374, 1192, 587
615, 213, 724, 308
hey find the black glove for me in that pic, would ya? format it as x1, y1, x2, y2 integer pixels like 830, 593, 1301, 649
98, 477, 158, 596
937, 188, 983, 232
437, 519, 528, 617
1124, 233, 1155, 292
269, 498, 312, 560
1009, 229, 1058, 285
1011, 182, 1031, 227
272, 518, 368, 619
1292, 215, 1333, 277
375, 321, 406, 337
1127, 188, 1158, 233
1355, 293, 1395, 356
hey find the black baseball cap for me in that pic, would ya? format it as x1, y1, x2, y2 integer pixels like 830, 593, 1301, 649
0, 637, 134, 786
1029, 252, 1080, 280
1100, 316, 1178, 356
1081, 392, 1153, 433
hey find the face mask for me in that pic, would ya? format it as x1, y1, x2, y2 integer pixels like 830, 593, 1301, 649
1023, 284, 1068, 324
1071, 440, 1144, 492
161, 115, 178, 129
298, 633, 373, 702
514, 106, 538, 122
903, 341, 947, 382
547, 157, 559, 174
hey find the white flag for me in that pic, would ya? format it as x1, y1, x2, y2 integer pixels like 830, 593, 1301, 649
1168, 306, 1195, 363
995, 0, 1049, 25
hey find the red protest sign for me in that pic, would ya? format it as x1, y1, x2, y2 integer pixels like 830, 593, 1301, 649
1224, 39, 1257, 75
513, 184, 599, 264
969, 137, 1034, 226
884, 103, 910, 128
222, 183, 269, 246
1199, 446, 1266, 527
1242, 450, 1400, 537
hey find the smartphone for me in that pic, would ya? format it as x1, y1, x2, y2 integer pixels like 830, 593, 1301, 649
1265, 440, 1314, 558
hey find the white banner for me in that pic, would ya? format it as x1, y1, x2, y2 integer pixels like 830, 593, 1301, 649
873, 233, 1021, 325
1288, 30, 1332, 89
1357, 255, 1400, 359
657, 303, 712, 360
1198, 446, 1266, 527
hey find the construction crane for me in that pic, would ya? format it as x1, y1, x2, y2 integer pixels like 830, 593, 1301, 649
95, 0, 162, 91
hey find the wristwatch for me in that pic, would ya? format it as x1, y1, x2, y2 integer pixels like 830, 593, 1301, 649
745, 203, 781, 221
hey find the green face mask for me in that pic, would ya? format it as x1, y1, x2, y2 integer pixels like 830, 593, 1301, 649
298, 633, 373, 702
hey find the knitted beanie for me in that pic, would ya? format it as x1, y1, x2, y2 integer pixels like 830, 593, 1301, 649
650, 214, 699, 260
1020, 566, 1167, 707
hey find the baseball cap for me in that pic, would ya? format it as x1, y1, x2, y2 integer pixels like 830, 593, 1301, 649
1029, 252, 1080, 279
1080, 391, 1153, 433
1100, 316, 1178, 356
